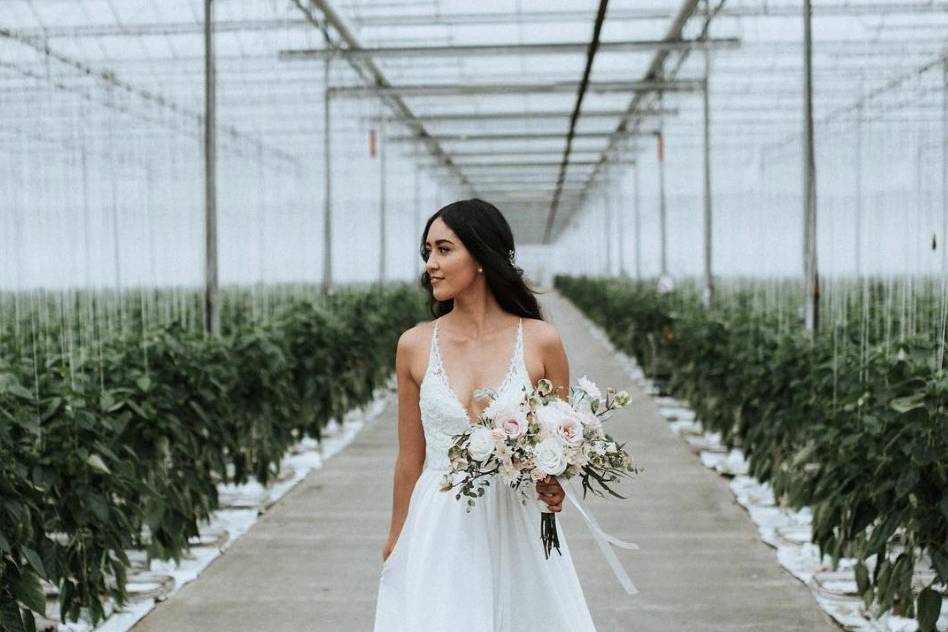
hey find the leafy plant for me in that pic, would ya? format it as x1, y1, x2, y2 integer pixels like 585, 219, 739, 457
0, 283, 427, 628
556, 275, 947, 630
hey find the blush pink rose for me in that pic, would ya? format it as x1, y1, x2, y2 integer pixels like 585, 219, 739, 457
554, 416, 584, 448
493, 405, 528, 438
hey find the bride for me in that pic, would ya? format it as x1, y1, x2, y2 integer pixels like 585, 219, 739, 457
373, 199, 599, 631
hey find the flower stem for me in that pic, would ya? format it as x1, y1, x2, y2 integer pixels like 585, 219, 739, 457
540, 512, 562, 559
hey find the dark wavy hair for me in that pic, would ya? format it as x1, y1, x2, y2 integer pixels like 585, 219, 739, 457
419, 198, 545, 320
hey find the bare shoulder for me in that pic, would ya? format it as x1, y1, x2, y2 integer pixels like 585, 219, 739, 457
397, 320, 431, 348
396, 320, 435, 385
522, 317, 564, 351
396, 320, 433, 360
523, 317, 569, 388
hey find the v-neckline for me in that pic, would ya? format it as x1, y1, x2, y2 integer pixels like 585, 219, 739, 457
432, 318, 522, 425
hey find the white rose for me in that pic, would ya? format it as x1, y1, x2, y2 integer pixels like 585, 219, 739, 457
533, 437, 568, 476
578, 410, 602, 434
535, 399, 576, 432
577, 375, 602, 400
467, 427, 496, 462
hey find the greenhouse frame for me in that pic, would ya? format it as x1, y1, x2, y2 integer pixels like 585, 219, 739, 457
0, 1, 946, 631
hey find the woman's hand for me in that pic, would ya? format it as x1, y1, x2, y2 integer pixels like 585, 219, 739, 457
535, 475, 565, 512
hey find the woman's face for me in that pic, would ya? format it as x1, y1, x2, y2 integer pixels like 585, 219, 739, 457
423, 217, 480, 301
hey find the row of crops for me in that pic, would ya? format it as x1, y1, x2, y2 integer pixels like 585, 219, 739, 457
555, 275, 947, 631
0, 284, 427, 631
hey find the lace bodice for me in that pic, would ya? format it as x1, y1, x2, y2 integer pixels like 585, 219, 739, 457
420, 317, 531, 470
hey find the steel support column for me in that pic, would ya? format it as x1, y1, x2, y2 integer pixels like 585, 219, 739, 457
802, 0, 819, 332
204, 0, 220, 336
701, 3, 715, 307
855, 101, 863, 277
657, 95, 668, 278
322, 57, 333, 296
633, 159, 642, 279
379, 114, 387, 285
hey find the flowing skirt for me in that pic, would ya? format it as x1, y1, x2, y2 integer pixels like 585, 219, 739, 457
373, 467, 597, 632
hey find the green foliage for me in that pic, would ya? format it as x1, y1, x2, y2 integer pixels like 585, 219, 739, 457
0, 283, 426, 628
556, 274, 947, 629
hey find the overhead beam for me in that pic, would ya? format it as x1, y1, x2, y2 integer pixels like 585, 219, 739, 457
454, 166, 598, 173
412, 148, 599, 158
458, 160, 635, 168
347, 3, 948, 26
12, 4, 944, 38
461, 173, 591, 179
391, 131, 655, 142
442, 177, 590, 185
0, 27, 296, 164
465, 178, 590, 184
377, 108, 678, 123
476, 189, 587, 195
328, 79, 703, 98
349, 8, 673, 27
553, 0, 704, 242
294, 0, 469, 187
546, 0, 611, 242
280, 38, 740, 60
454, 160, 630, 168
474, 184, 588, 189
470, 188, 586, 194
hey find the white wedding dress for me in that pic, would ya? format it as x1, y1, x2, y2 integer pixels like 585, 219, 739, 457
373, 317, 600, 631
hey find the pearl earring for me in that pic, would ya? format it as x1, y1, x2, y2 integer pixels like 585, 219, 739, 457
478, 267, 483, 273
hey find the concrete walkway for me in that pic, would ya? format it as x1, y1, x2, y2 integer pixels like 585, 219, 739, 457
134, 290, 837, 632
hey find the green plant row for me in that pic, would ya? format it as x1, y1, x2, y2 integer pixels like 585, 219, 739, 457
555, 275, 947, 632
0, 284, 427, 631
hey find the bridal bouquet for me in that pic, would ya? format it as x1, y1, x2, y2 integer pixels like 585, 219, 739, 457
439, 376, 643, 559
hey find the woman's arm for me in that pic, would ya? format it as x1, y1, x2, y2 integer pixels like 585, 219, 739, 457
535, 322, 570, 513
540, 323, 571, 406
383, 327, 427, 561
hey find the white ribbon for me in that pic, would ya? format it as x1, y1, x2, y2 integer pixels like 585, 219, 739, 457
552, 478, 640, 595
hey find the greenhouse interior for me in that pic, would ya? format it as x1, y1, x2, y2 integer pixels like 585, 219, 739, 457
1, 1, 946, 631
